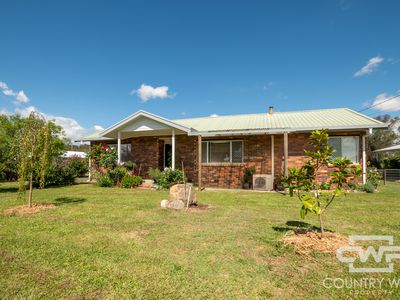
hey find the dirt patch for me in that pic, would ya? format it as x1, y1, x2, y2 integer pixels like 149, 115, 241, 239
121, 229, 149, 242
187, 203, 213, 213
4, 203, 56, 216
282, 230, 349, 257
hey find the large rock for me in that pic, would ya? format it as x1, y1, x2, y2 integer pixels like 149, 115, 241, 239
169, 183, 197, 206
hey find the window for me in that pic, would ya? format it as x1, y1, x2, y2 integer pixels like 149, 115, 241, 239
201, 140, 243, 163
107, 143, 132, 163
328, 137, 359, 163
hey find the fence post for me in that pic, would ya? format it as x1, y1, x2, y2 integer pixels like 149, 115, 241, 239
384, 169, 386, 185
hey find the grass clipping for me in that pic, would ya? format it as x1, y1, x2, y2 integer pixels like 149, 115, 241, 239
4, 203, 56, 216
283, 230, 349, 257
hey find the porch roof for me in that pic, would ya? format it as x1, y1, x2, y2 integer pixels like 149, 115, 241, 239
79, 108, 386, 141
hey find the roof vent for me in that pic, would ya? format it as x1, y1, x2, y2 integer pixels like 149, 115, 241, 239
268, 106, 274, 115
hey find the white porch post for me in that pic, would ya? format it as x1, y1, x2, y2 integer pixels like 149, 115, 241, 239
362, 134, 367, 184
171, 129, 176, 169
117, 131, 121, 165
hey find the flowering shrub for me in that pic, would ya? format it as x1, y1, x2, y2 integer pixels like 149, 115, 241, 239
88, 145, 117, 169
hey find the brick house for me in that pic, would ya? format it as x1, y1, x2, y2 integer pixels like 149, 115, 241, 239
82, 108, 386, 189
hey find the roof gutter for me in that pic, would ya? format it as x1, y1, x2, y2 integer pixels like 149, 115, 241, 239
188, 124, 388, 137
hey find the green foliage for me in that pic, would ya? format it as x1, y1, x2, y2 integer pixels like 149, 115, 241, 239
157, 168, 186, 189
34, 160, 75, 187
382, 157, 400, 169
147, 168, 163, 183
65, 157, 88, 177
367, 167, 381, 189
88, 145, 117, 169
360, 182, 375, 193
122, 160, 136, 171
242, 167, 256, 188
283, 129, 354, 236
13, 112, 67, 206
0, 114, 65, 181
320, 181, 331, 190
107, 166, 128, 185
96, 174, 114, 187
120, 175, 143, 188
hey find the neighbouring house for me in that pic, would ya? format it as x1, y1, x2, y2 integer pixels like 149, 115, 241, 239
61, 151, 87, 159
80, 107, 386, 190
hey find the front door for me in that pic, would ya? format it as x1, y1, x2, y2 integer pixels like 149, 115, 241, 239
164, 144, 172, 168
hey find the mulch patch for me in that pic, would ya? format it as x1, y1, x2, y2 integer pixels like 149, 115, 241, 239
187, 203, 213, 212
282, 229, 349, 257
4, 203, 56, 216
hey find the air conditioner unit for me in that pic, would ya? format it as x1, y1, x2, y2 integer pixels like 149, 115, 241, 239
253, 174, 273, 191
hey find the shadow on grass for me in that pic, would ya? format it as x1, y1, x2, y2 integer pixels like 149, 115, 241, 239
0, 187, 19, 193
273, 220, 323, 232
54, 197, 87, 205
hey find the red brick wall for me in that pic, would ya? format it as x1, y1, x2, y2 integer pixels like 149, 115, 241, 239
200, 132, 365, 189
200, 135, 273, 188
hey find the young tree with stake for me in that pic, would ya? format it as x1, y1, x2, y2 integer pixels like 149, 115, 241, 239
14, 112, 51, 207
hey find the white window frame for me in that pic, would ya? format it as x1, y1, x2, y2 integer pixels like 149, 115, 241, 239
201, 140, 244, 163
328, 136, 360, 164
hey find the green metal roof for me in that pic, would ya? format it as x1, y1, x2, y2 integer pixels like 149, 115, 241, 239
173, 108, 386, 133
79, 108, 386, 141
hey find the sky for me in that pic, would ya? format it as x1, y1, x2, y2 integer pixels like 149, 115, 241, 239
1, 0, 400, 140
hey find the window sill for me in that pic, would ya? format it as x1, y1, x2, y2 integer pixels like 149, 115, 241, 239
201, 162, 245, 167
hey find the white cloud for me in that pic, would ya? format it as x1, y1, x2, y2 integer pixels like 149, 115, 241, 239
0, 81, 30, 104
16, 91, 29, 103
354, 56, 384, 77
371, 93, 400, 112
14, 105, 86, 139
209, 114, 219, 117
131, 84, 174, 102
94, 125, 104, 131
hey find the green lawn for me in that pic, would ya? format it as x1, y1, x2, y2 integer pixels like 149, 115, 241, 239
1, 182, 399, 299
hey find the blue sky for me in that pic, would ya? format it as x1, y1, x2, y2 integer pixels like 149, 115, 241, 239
1, 0, 399, 139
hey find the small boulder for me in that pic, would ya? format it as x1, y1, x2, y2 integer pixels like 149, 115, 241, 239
167, 200, 185, 210
169, 183, 197, 206
160, 199, 169, 208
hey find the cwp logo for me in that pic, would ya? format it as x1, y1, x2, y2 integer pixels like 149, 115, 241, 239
337, 235, 400, 273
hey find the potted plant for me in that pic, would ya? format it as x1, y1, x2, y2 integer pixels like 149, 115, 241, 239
242, 167, 256, 189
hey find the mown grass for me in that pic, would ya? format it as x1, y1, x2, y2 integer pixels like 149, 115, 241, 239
0, 182, 399, 299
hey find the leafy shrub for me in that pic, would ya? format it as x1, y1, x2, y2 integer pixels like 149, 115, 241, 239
120, 175, 143, 188
122, 160, 136, 171
360, 182, 375, 193
107, 166, 128, 184
33, 158, 84, 187
96, 174, 113, 187
65, 157, 88, 177
157, 168, 186, 189
367, 167, 381, 189
320, 181, 331, 190
148, 168, 163, 183
242, 167, 256, 189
